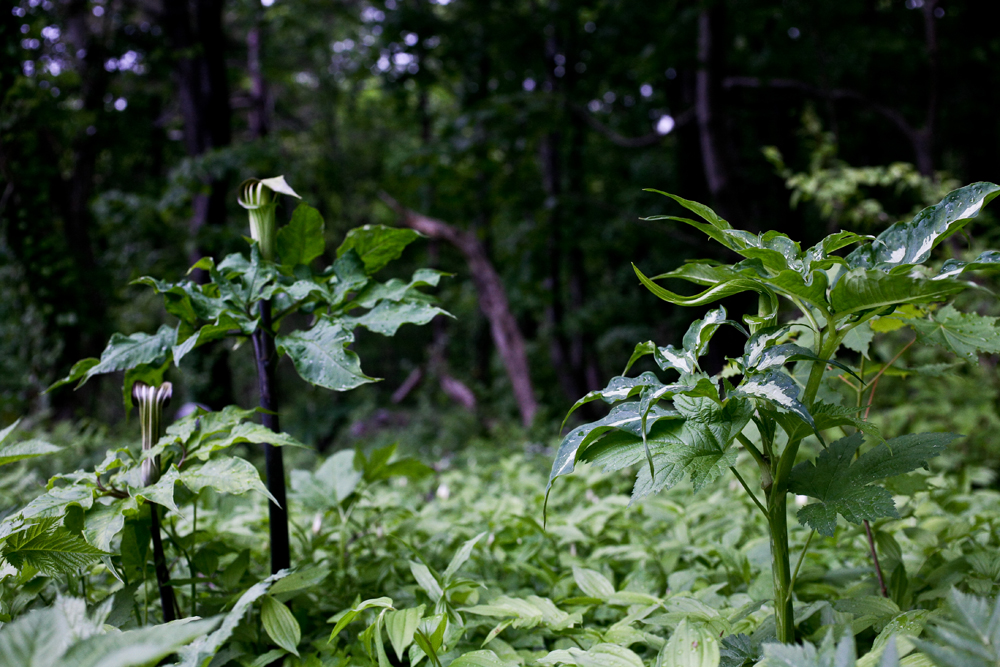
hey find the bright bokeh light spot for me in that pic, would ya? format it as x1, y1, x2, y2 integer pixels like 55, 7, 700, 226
655, 114, 675, 135
114, 97, 128, 111
640, 83, 653, 98
261, 0, 275, 6
523, 78, 535, 92
788, 26, 801, 39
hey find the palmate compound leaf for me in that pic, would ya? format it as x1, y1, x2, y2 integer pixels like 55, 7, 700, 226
276, 316, 377, 392
788, 431, 958, 536
846, 181, 1000, 271
578, 395, 753, 504
906, 304, 1000, 363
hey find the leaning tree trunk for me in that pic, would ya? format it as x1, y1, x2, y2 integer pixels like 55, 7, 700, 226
380, 194, 538, 428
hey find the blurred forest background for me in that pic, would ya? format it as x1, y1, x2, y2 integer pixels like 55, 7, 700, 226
3, 0, 1000, 457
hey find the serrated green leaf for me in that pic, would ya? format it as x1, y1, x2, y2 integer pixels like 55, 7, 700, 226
277, 203, 325, 267
276, 317, 377, 391
337, 225, 421, 274
261, 595, 301, 656
907, 304, 1000, 363
788, 432, 956, 536
762, 631, 856, 667
179, 457, 277, 505
1, 519, 106, 576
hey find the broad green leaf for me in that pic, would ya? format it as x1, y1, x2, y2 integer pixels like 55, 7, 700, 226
548, 402, 678, 493
0, 600, 74, 667
788, 432, 957, 536
175, 570, 290, 667
261, 595, 301, 656
409, 561, 443, 602
49, 325, 175, 390
277, 203, 325, 267
634, 263, 777, 313
348, 299, 451, 336
134, 275, 226, 324
132, 465, 181, 514
572, 566, 615, 601
443, 532, 487, 583
337, 225, 421, 274
907, 304, 1000, 362
327, 597, 394, 644
45, 358, 99, 392
562, 372, 668, 429
936, 249, 1000, 279
660, 619, 720, 667
172, 313, 254, 366
720, 634, 759, 667
276, 317, 377, 391
20, 484, 95, 519
655, 261, 738, 286
384, 606, 424, 661
82, 499, 127, 552
539, 643, 645, 667
830, 270, 964, 319
846, 182, 1000, 271
624, 341, 696, 376
59, 618, 219, 667
0, 435, 60, 468
180, 457, 277, 505
1, 519, 106, 576
352, 268, 449, 308
731, 370, 815, 430
450, 650, 510, 667
461, 596, 578, 631
644, 189, 733, 232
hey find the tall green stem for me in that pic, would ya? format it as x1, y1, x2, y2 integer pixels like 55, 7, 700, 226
767, 486, 795, 643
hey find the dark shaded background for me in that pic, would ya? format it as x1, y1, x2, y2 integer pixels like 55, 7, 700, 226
2, 0, 998, 449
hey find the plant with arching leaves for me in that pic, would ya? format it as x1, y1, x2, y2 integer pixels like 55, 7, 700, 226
39, 175, 449, 598
547, 181, 1000, 643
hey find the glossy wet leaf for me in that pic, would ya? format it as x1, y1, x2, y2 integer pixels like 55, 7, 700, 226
846, 182, 1000, 271
830, 270, 964, 318
276, 317, 377, 391
731, 370, 815, 430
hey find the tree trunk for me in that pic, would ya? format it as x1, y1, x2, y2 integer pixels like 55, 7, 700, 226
380, 194, 538, 428
696, 6, 743, 224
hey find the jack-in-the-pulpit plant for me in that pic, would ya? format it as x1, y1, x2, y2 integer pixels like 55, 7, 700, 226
41, 175, 449, 583
547, 182, 1000, 643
